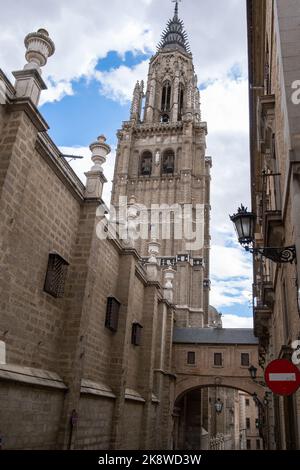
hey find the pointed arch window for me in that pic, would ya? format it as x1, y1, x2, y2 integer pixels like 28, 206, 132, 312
162, 149, 175, 175
161, 80, 172, 113
140, 151, 153, 176
178, 83, 184, 121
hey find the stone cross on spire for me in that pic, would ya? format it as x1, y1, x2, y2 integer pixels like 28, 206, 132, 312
172, 0, 181, 18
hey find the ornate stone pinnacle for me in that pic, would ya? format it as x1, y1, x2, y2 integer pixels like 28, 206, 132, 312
148, 241, 160, 264
24, 28, 55, 72
89, 135, 111, 172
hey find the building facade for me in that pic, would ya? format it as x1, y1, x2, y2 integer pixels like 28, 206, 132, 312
247, 0, 300, 450
0, 3, 269, 450
0, 25, 177, 450
239, 391, 263, 450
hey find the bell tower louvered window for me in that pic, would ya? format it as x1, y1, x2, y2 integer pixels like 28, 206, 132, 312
162, 149, 175, 174
140, 151, 153, 176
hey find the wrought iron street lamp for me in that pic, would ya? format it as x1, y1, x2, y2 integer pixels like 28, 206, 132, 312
248, 365, 267, 387
249, 365, 258, 380
230, 205, 296, 264
214, 398, 223, 414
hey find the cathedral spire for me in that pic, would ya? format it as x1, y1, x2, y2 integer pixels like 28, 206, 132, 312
157, 0, 190, 53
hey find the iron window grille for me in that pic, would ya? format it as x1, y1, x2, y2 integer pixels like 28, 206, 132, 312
131, 322, 143, 346
44, 252, 69, 298
105, 297, 121, 332
187, 351, 196, 365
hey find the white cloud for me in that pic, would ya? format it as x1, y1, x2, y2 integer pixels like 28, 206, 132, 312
210, 276, 252, 310
95, 60, 149, 104
40, 80, 74, 105
0, 0, 247, 106
221, 315, 253, 329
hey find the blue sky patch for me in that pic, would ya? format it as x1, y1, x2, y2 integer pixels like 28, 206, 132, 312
41, 76, 130, 147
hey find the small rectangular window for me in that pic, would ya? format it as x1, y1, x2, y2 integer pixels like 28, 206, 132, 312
187, 351, 195, 365
131, 322, 143, 346
214, 352, 222, 366
246, 417, 251, 429
246, 439, 251, 450
105, 297, 121, 332
256, 439, 261, 450
44, 252, 69, 298
241, 353, 250, 366
245, 399, 250, 406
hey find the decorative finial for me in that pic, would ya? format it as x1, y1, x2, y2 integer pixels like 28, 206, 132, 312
23, 28, 55, 72
12, 28, 55, 106
89, 135, 111, 172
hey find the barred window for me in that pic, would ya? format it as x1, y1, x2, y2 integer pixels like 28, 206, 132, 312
105, 297, 121, 332
131, 322, 143, 346
44, 253, 69, 298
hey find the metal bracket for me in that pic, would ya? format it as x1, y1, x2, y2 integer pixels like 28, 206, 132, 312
245, 245, 296, 264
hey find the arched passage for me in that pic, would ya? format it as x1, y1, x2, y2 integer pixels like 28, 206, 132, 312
175, 375, 264, 403
173, 381, 265, 451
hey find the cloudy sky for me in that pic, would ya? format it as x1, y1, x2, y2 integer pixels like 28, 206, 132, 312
0, 0, 253, 327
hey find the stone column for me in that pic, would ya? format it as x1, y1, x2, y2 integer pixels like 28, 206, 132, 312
145, 72, 156, 123
171, 71, 180, 123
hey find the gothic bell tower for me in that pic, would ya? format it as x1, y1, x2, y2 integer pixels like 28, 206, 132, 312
111, 2, 211, 327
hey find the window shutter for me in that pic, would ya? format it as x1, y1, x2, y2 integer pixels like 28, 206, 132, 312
214, 352, 222, 366
241, 353, 250, 366
187, 351, 195, 365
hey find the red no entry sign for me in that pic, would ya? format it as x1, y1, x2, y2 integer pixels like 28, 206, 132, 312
265, 359, 300, 395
